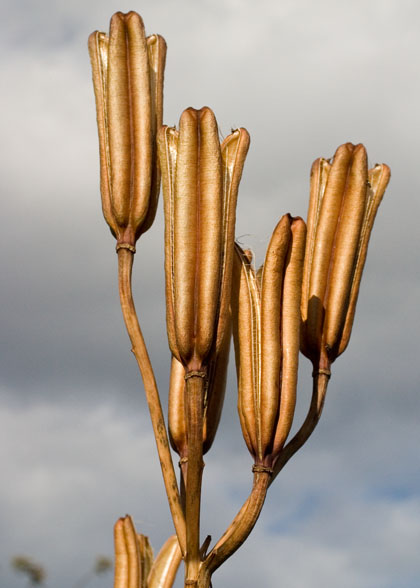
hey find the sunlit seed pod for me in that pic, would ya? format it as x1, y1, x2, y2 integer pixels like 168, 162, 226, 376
215, 129, 250, 352
203, 317, 231, 453
88, 11, 166, 245
232, 216, 305, 465
232, 244, 261, 461
147, 536, 182, 588
168, 318, 231, 456
301, 143, 390, 366
114, 518, 129, 588
324, 144, 368, 354
338, 162, 390, 356
134, 33, 167, 238
303, 143, 354, 354
123, 515, 141, 588
158, 126, 180, 362
271, 217, 306, 456
158, 109, 249, 370
172, 107, 223, 366
260, 215, 292, 454
168, 356, 188, 458
137, 534, 154, 587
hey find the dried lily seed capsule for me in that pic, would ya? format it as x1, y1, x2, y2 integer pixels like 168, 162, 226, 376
232, 244, 261, 461
148, 536, 182, 588
158, 109, 249, 371
338, 162, 390, 355
271, 217, 306, 456
136, 533, 154, 587
168, 318, 231, 457
232, 215, 305, 467
301, 143, 390, 367
88, 11, 166, 247
114, 518, 129, 588
122, 515, 141, 588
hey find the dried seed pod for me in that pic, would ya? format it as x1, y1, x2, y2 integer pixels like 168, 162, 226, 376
147, 536, 182, 588
114, 518, 129, 588
301, 143, 390, 367
158, 109, 249, 371
168, 316, 232, 457
137, 534, 154, 587
114, 516, 156, 588
88, 11, 166, 246
232, 215, 306, 466
114, 516, 141, 588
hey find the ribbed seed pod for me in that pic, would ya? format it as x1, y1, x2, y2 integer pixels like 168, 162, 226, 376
114, 516, 155, 588
147, 536, 182, 588
114, 516, 141, 588
232, 215, 306, 466
137, 533, 154, 587
301, 143, 390, 366
88, 11, 166, 246
158, 108, 249, 371
168, 316, 232, 457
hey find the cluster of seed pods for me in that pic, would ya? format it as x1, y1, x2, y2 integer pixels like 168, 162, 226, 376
89, 10, 390, 588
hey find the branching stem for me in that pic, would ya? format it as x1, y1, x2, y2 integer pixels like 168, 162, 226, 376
271, 371, 330, 484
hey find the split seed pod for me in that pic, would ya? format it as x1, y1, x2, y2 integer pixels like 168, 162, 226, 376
88, 11, 166, 247
301, 143, 390, 368
168, 317, 231, 458
232, 215, 306, 467
158, 107, 249, 371
114, 515, 153, 588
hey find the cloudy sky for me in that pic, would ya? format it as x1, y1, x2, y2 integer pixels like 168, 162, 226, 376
1, 0, 419, 587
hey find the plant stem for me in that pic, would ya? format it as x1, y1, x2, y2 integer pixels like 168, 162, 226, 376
270, 371, 330, 484
184, 373, 205, 585
117, 248, 186, 556
203, 471, 270, 576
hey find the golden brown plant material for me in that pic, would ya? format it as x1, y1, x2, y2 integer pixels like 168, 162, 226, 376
88, 11, 166, 247
301, 143, 390, 370
168, 319, 231, 459
158, 108, 249, 371
147, 536, 182, 588
158, 107, 249, 583
232, 215, 306, 469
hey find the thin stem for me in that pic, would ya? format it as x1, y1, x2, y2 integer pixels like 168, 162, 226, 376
184, 374, 205, 585
270, 371, 330, 485
117, 248, 186, 556
203, 471, 270, 576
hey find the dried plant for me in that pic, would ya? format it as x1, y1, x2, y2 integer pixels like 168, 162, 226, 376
88, 11, 390, 588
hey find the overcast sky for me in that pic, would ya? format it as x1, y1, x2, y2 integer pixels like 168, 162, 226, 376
1, 1, 419, 587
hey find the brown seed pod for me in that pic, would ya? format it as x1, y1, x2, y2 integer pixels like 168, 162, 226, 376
147, 536, 182, 588
114, 516, 156, 588
88, 12, 166, 246
301, 143, 390, 367
232, 215, 305, 466
168, 315, 232, 457
158, 109, 249, 371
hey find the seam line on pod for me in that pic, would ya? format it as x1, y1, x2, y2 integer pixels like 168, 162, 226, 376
125, 29, 135, 212
323, 153, 354, 313
166, 129, 177, 337
243, 258, 261, 458
193, 116, 201, 347
98, 33, 113, 206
